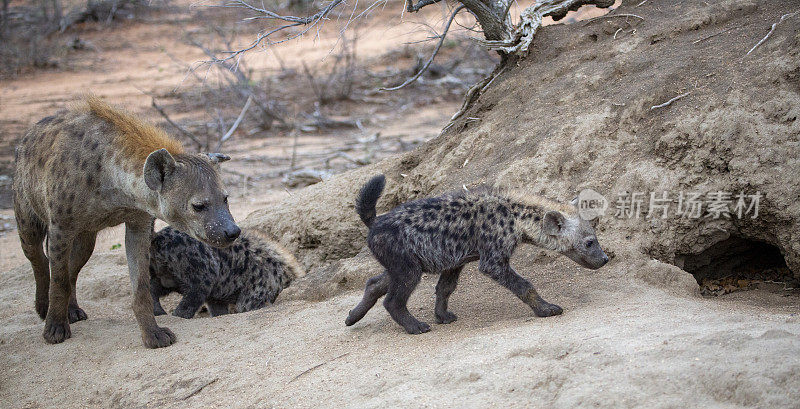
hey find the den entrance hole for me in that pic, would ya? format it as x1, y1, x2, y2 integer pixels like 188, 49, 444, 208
677, 236, 795, 296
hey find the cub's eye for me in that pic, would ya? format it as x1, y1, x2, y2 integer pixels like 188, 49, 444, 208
586, 240, 594, 248
192, 203, 207, 212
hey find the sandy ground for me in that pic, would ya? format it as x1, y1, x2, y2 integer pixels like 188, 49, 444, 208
1, 246, 798, 408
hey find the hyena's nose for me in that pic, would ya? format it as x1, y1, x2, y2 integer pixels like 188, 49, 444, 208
225, 225, 241, 241
602, 254, 609, 264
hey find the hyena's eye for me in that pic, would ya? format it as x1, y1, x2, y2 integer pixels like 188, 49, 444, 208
586, 239, 595, 248
192, 203, 207, 212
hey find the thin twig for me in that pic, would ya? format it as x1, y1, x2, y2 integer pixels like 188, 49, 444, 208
215, 95, 253, 151
746, 10, 799, 56
289, 353, 350, 383
179, 378, 218, 401
381, 5, 465, 91
583, 13, 644, 25
650, 92, 690, 110
692, 26, 735, 44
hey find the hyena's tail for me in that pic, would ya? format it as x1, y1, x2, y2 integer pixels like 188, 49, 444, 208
355, 174, 385, 228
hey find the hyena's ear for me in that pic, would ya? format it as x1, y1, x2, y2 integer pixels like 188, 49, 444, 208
543, 211, 566, 236
205, 153, 231, 164
144, 148, 177, 191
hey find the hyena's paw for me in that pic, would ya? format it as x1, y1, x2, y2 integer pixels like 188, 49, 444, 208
435, 311, 458, 324
43, 320, 71, 344
533, 301, 563, 317
403, 320, 431, 335
142, 326, 176, 349
68, 306, 88, 323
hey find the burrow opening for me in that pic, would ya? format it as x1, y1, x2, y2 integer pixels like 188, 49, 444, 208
677, 236, 795, 296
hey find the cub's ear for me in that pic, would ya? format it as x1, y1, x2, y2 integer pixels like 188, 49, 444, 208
206, 153, 231, 164
543, 211, 566, 236
144, 148, 177, 191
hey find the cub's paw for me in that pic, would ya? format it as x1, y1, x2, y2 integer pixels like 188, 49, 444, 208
435, 311, 458, 324
172, 307, 196, 319
43, 320, 71, 344
533, 302, 563, 317
142, 326, 176, 349
68, 306, 88, 323
403, 321, 431, 335
153, 304, 167, 316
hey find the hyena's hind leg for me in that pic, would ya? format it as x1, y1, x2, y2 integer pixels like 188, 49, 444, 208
66, 231, 96, 323
345, 271, 389, 326
14, 206, 49, 320
434, 267, 463, 324
384, 264, 429, 334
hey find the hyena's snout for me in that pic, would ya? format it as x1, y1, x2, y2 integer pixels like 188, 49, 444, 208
205, 214, 241, 247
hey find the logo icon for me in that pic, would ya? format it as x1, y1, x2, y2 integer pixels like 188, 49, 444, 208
577, 188, 608, 220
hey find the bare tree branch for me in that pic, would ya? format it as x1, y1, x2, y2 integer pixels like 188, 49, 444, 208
215, 95, 253, 151
381, 5, 466, 91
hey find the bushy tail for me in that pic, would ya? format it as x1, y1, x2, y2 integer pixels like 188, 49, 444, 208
355, 174, 385, 227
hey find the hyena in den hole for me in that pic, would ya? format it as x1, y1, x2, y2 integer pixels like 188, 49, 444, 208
13, 97, 240, 348
149, 226, 304, 318
346, 174, 609, 334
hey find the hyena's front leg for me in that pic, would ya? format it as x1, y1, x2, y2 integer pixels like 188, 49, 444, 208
126, 219, 176, 348
478, 256, 562, 317
43, 225, 74, 344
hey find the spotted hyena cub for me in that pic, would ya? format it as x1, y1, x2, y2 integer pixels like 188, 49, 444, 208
346, 174, 609, 334
149, 227, 304, 318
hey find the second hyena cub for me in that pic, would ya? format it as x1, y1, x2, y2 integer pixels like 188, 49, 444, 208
346, 174, 609, 334
149, 227, 304, 318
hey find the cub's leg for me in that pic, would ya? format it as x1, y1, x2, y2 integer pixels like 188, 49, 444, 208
15, 206, 49, 320
206, 301, 230, 317
149, 276, 170, 316
345, 271, 389, 326
383, 263, 428, 334
478, 256, 562, 317
434, 267, 463, 324
66, 232, 96, 323
173, 282, 213, 318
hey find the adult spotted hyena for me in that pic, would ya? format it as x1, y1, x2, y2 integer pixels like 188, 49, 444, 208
149, 226, 304, 318
13, 97, 240, 348
346, 174, 609, 334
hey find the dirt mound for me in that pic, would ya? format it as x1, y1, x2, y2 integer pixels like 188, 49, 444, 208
246, 0, 800, 299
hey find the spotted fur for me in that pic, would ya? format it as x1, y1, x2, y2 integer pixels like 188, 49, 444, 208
13, 97, 239, 348
149, 227, 304, 318
345, 174, 609, 334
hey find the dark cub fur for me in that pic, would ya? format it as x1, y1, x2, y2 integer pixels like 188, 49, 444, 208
149, 227, 304, 318
346, 174, 609, 334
